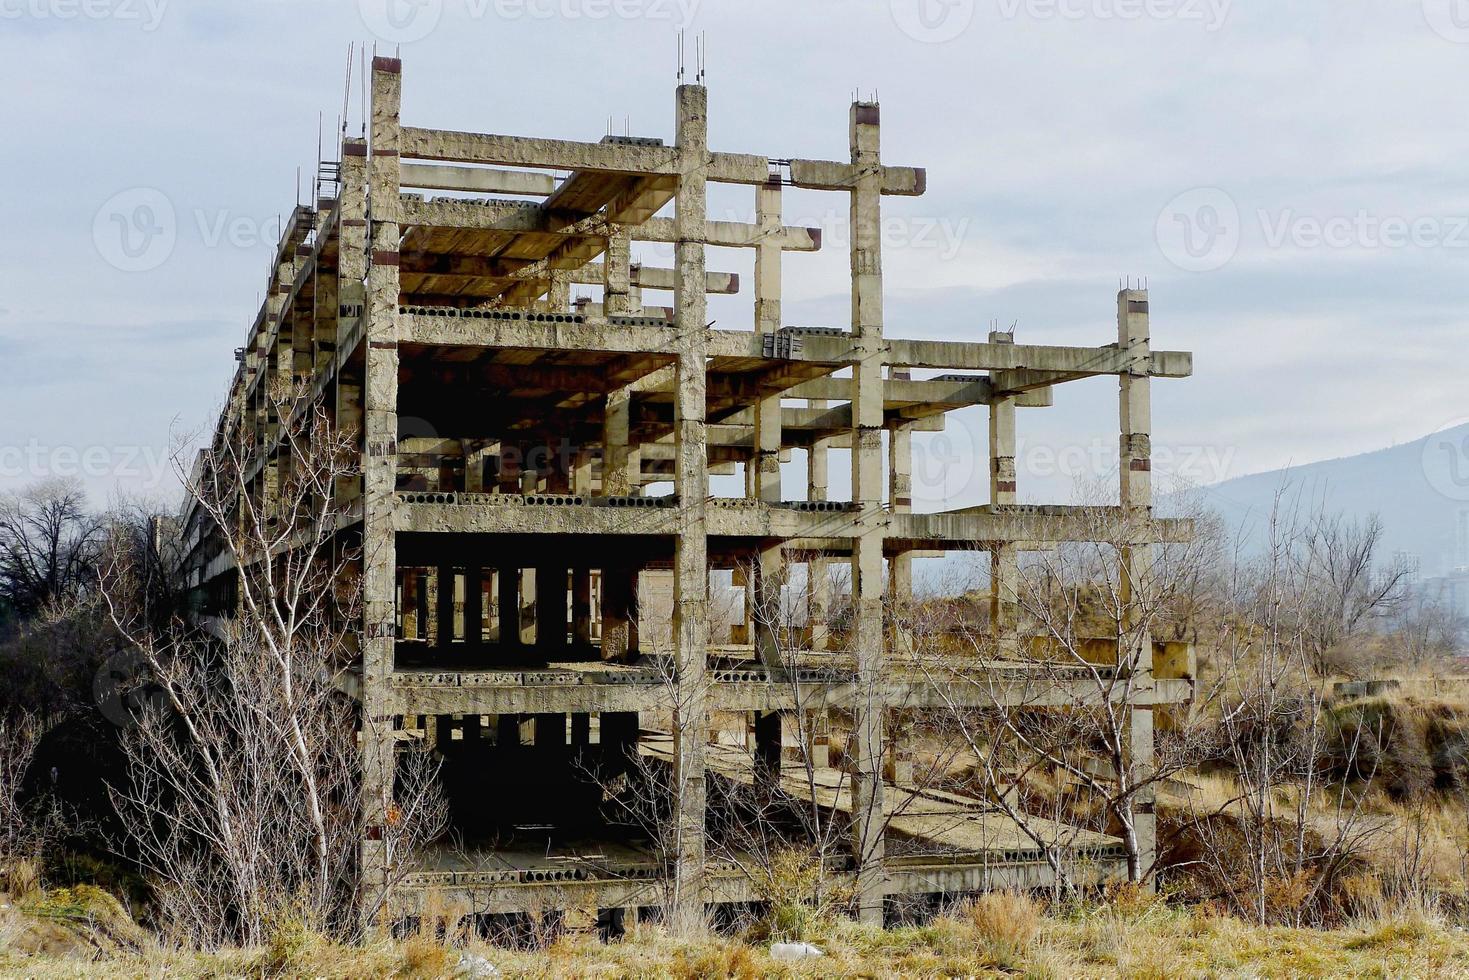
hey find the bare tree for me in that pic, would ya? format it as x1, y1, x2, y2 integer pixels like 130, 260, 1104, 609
891, 495, 1229, 890
0, 711, 60, 889
0, 479, 102, 624
99, 383, 447, 946
1297, 512, 1410, 676
1387, 591, 1462, 673
1189, 494, 1386, 926
711, 558, 861, 933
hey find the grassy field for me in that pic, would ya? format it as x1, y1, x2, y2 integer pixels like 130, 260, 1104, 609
4, 887, 1468, 978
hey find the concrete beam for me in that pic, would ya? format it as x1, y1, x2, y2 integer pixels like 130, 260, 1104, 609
888, 339, 1194, 377
788, 158, 927, 196
637, 217, 822, 251
576, 263, 739, 294
400, 312, 678, 358
400, 163, 557, 196
402, 126, 680, 175
381, 670, 1196, 716
399, 197, 821, 251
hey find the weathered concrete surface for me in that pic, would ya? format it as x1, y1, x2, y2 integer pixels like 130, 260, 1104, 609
181, 58, 1193, 932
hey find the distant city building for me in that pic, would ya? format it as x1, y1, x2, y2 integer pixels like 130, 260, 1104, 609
1393, 551, 1423, 585
1425, 570, 1469, 620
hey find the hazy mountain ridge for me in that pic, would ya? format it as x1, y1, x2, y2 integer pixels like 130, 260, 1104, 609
1191, 422, 1469, 577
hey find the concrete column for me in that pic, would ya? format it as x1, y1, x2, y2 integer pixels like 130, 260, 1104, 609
670, 82, 710, 933
1118, 288, 1156, 883
887, 370, 914, 656
519, 568, 537, 647
545, 269, 570, 312
572, 447, 594, 496
989, 332, 1020, 659
601, 567, 632, 662
807, 435, 832, 651
602, 389, 639, 497
359, 55, 403, 930
572, 568, 593, 650
848, 101, 887, 924
436, 563, 455, 650
544, 444, 571, 493
802, 711, 831, 768
313, 235, 339, 377
885, 725, 915, 785
335, 137, 368, 506
464, 441, 485, 493
602, 230, 637, 502
752, 179, 785, 669
627, 569, 640, 654
604, 229, 633, 316
465, 564, 483, 649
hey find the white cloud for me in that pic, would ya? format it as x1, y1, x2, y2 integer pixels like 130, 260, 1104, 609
1, 0, 1465, 504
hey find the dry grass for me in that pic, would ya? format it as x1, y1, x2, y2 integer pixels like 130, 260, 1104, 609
963, 890, 1041, 967
2, 890, 1467, 978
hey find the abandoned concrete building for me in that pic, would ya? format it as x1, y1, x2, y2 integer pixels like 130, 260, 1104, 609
178, 56, 1196, 934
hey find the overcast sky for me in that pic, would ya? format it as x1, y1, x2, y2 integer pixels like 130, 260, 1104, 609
3, 0, 1468, 512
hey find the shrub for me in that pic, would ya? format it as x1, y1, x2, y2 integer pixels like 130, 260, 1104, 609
964, 891, 1040, 967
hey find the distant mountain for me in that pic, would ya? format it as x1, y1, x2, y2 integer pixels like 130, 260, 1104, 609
1189, 422, 1469, 578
